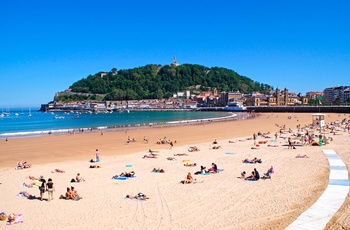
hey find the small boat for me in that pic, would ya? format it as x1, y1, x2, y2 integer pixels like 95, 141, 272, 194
54, 115, 65, 119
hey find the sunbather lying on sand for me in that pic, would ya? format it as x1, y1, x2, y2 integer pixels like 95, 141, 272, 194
52, 169, 65, 173
295, 154, 309, 158
152, 168, 165, 173
126, 192, 149, 200
143, 155, 157, 159
174, 153, 188, 156
188, 146, 199, 152
18, 191, 36, 199
167, 157, 176, 161
89, 165, 101, 168
120, 171, 135, 177
242, 157, 262, 163
184, 163, 197, 167
211, 146, 221, 149
22, 182, 35, 188
28, 176, 39, 180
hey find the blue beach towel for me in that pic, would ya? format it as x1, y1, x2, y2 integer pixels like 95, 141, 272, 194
225, 152, 236, 154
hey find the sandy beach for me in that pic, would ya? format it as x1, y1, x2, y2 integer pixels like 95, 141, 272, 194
0, 112, 349, 230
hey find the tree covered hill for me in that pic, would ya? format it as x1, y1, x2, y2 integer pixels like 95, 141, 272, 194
58, 64, 273, 102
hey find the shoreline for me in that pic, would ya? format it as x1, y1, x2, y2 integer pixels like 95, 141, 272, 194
0, 111, 239, 140
0, 112, 349, 229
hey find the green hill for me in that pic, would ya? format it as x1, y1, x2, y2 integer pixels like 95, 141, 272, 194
56, 64, 273, 102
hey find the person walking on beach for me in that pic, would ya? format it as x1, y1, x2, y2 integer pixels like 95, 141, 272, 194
38, 175, 46, 201
96, 149, 100, 162
46, 178, 55, 201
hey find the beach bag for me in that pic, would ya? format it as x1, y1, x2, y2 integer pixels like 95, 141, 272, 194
0, 213, 6, 221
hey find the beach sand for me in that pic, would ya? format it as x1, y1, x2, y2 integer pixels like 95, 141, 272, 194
0, 112, 349, 229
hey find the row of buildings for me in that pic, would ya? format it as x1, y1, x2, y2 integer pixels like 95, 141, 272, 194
41, 85, 350, 112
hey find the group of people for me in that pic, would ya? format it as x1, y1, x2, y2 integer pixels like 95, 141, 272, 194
59, 186, 82, 200
16, 161, 31, 170
195, 163, 218, 175
239, 166, 274, 180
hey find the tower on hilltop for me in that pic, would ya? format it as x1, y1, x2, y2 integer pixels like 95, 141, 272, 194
172, 56, 179, 66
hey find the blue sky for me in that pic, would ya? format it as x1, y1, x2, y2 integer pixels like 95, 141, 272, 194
1, 0, 349, 108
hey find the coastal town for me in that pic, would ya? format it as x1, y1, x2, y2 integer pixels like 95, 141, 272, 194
40, 85, 350, 112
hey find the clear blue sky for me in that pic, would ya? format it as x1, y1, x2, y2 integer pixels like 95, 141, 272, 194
1, 0, 349, 108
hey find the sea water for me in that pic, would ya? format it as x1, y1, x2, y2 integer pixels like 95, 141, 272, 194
0, 108, 236, 138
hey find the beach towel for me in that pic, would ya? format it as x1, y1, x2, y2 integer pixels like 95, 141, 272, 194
225, 152, 236, 154
126, 164, 133, 168
35, 180, 42, 187
6, 214, 23, 225
115, 177, 128, 180
113, 176, 136, 180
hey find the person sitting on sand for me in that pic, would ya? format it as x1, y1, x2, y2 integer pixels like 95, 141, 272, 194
16, 162, 25, 170
195, 165, 208, 175
148, 149, 158, 156
75, 173, 85, 182
126, 192, 149, 200
181, 172, 194, 184
152, 168, 165, 173
59, 187, 74, 200
70, 186, 82, 200
262, 166, 274, 179
18, 191, 36, 199
245, 168, 260, 181
7, 214, 16, 223
208, 163, 218, 173
296, 154, 309, 158
238, 171, 246, 179
89, 165, 101, 168
184, 163, 197, 167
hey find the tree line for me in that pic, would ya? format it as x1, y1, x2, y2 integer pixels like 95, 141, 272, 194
57, 64, 273, 102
